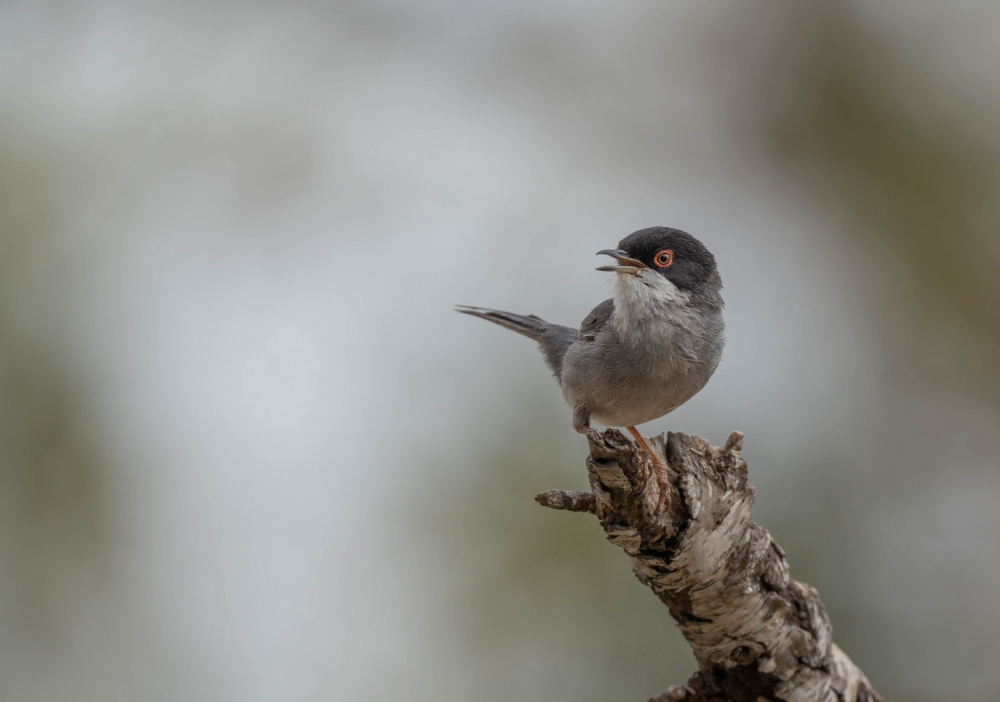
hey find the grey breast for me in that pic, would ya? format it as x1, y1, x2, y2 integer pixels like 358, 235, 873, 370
560, 299, 723, 428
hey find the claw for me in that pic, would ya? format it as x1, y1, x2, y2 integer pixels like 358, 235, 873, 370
625, 426, 671, 513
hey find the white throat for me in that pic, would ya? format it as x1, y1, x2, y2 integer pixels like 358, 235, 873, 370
612, 269, 691, 341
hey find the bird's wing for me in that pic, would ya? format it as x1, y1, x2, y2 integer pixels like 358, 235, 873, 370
578, 298, 615, 343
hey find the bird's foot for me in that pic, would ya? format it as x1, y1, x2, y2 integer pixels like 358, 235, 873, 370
650, 457, 671, 513
625, 426, 671, 512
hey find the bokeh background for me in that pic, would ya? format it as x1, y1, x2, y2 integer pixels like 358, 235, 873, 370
2, 2, 1000, 700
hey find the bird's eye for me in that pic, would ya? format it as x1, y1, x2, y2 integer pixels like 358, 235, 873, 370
654, 250, 674, 268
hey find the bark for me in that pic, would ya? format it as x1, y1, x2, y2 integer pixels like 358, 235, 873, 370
535, 428, 885, 702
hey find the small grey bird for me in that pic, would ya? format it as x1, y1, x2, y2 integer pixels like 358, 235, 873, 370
458, 226, 725, 509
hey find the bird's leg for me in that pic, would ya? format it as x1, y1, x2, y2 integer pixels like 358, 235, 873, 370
626, 426, 670, 512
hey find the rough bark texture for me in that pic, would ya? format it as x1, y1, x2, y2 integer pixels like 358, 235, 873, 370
537, 428, 885, 702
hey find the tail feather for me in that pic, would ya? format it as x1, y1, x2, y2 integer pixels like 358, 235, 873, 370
456, 305, 576, 379
455, 305, 549, 340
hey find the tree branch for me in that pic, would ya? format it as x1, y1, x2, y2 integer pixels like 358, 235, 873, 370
536, 428, 885, 702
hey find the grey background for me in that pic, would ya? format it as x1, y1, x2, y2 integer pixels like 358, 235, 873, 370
2, 2, 999, 700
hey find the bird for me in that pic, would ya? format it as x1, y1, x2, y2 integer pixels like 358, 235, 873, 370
457, 226, 725, 510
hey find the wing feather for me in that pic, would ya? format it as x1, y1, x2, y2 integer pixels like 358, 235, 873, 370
578, 298, 614, 343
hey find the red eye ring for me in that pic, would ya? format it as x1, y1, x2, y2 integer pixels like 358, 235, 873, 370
654, 249, 674, 268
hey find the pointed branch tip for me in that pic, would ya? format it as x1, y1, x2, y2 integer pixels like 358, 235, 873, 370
723, 431, 744, 453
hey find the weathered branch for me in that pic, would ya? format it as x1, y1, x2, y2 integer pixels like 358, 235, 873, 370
535, 489, 597, 513
536, 428, 884, 702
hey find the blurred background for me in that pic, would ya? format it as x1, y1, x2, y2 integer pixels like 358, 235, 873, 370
2, 1, 999, 700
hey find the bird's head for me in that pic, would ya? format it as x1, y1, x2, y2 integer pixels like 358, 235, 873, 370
597, 226, 723, 308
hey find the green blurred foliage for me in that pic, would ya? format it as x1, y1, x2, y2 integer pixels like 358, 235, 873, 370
0, 123, 118, 697
740, 3, 1000, 390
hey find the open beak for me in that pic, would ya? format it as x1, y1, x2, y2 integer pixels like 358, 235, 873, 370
596, 249, 647, 275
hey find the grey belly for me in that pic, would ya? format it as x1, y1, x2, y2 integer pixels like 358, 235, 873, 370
586, 370, 705, 428
560, 338, 713, 428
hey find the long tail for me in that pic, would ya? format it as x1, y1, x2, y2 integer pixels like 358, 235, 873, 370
455, 305, 550, 340
455, 305, 576, 378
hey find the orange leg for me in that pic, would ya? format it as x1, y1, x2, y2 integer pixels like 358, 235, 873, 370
626, 426, 670, 512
